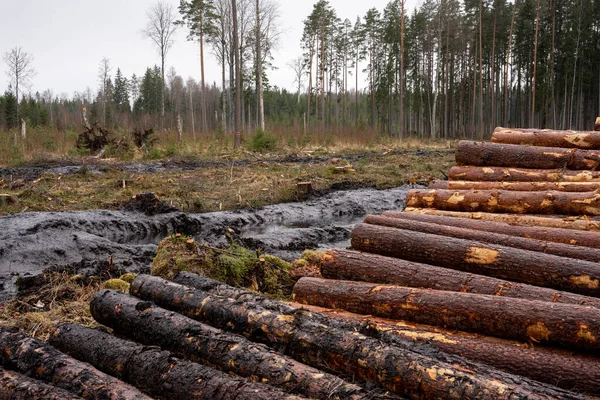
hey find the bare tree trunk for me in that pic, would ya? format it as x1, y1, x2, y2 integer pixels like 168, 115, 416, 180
200, 29, 208, 133
400, 0, 405, 138
478, 0, 484, 138
233, 0, 241, 148
504, 0, 517, 126
307, 38, 314, 130
255, 0, 265, 131
532, 0, 540, 128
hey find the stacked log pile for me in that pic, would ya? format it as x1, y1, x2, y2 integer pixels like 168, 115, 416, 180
293, 125, 600, 397
6, 125, 600, 398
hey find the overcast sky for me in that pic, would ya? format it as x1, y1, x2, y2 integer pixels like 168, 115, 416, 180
0, 0, 418, 98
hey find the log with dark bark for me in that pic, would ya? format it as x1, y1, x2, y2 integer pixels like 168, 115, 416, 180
293, 277, 600, 352
89, 290, 369, 400
290, 303, 600, 396
406, 188, 600, 215
50, 323, 304, 400
449, 166, 600, 182
0, 327, 150, 400
456, 140, 600, 169
492, 127, 600, 149
0, 368, 81, 400
383, 211, 600, 248
351, 223, 600, 297
445, 180, 600, 192
363, 214, 600, 262
320, 248, 600, 307
130, 274, 592, 400
403, 207, 600, 231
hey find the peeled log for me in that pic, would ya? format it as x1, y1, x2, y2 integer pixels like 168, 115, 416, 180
0, 328, 150, 400
446, 180, 600, 192
449, 166, 600, 182
403, 207, 600, 231
351, 223, 600, 297
492, 127, 600, 149
50, 323, 304, 400
596, 117, 600, 131
383, 211, 600, 248
363, 214, 600, 262
293, 277, 600, 352
130, 275, 587, 400
290, 303, 600, 396
406, 188, 600, 215
89, 290, 364, 400
455, 140, 600, 169
321, 248, 600, 307
0, 368, 81, 400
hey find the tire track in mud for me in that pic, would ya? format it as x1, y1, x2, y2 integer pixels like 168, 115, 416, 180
0, 186, 416, 300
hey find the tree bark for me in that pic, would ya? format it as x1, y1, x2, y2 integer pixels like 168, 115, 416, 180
449, 166, 600, 182
492, 127, 600, 149
0, 368, 81, 400
444, 180, 600, 192
130, 275, 588, 400
293, 277, 600, 352
428, 180, 449, 189
0, 328, 150, 400
365, 214, 600, 261
50, 323, 303, 400
456, 140, 600, 169
351, 223, 600, 297
406, 188, 600, 216
321, 248, 600, 307
290, 303, 600, 396
404, 207, 600, 231
89, 290, 364, 400
232, 0, 242, 148
383, 211, 600, 248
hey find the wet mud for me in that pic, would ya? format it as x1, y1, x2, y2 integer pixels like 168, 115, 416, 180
0, 186, 414, 300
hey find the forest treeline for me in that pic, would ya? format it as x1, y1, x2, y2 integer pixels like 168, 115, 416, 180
1, 0, 599, 140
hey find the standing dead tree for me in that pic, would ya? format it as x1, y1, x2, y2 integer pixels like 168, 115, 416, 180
143, 1, 178, 131
3, 46, 36, 146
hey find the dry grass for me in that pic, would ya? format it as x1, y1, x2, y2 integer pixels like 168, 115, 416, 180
0, 147, 454, 215
0, 273, 105, 341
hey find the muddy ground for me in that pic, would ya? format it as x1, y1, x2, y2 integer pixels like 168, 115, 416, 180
0, 185, 415, 300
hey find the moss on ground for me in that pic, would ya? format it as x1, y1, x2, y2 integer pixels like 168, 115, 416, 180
151, 234, 294, 299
